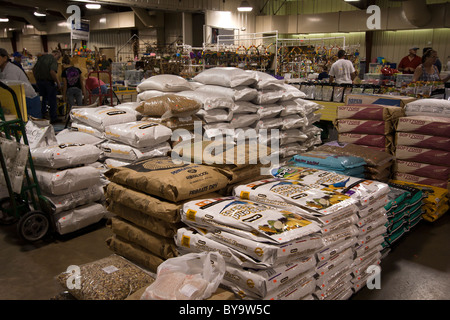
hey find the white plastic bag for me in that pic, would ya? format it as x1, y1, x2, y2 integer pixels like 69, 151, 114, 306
140, 252, 225, 300
137, 74, 192, 93
22, 118, 57, 149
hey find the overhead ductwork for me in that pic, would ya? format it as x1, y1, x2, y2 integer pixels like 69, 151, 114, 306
1, 8, 48, 32
394, 0, 432, 27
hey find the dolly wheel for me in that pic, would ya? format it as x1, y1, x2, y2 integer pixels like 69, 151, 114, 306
17, 211, 50, 242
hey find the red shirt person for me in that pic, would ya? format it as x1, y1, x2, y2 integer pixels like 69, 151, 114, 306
398, 46, 422, 74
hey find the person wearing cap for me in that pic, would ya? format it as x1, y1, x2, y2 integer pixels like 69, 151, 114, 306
328, 49, 356, 84
32, 49, 61, 124
11, 52, 26, 74
398, 46, 422, 74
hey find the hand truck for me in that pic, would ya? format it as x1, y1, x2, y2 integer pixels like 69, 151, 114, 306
0, 81, 54, 242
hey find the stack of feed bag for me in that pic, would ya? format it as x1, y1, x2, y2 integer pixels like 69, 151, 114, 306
135, 74, 205, 148
176, 196, 323, 300
267, 165, 390, 298
382, 182, 425, 249
389, 179, 449, 223
135, 74, 194, 103
191, 68, 322, 163
287, 150, 367, 178
394, 114, 450, 192
30, 137, 108, 235
335, 103, 405, 155
103, 156, 231, 273
171, 140, 272, 192
315, 141, 395, 183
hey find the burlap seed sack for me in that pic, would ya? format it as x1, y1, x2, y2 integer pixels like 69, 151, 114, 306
104, 157, 230, 202
136, 94, 201, 119
108, 216, 178, 259
106, 236, 166, 274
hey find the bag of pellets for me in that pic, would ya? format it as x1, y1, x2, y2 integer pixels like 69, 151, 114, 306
223, 268, 316, 300
137, 74, 193, 93
70, 121, 105, 139
140, 251, 225, 300
195, 85, 258, 102
70, 106, 137, 131
279, 84, 307, 101
114, 102, 143, 119
250, 71, 284, 90
34, 166, 101, 195
220, 255, 316, 299
45, 184, 104, 214
252, 90, 283, 105
136, 94, 202, 119
22, 118, 57, 149
175, 90, 234, 110
181, 196, 321, 244
54, 202, 108, 235
31, 143, 101, 169
56, 129, 104, 146
104, 157, 230, 202
231, 101, 259, 114
56, 254, 155, 300
404, 98, 450, 118
193, 67, 257, 88
256, 104, 283, 119
99, 141, 171, 161
270, 166, 390, 207
196, 108, 233, 123
176, 226, 323, 268
104, 121, 172, 149
136, 90, 167, 102
289, 150, 366, 171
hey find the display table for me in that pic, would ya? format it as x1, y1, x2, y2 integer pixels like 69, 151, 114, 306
112, 85, 137, 103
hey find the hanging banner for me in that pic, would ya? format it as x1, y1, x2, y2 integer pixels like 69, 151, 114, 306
71, 19, 90, 41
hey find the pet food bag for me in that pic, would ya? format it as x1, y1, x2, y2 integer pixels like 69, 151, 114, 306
193, 67, 257, 88
104, 157, 230, 202
34, 166, 101, 195
176, 90, 234, 110
54, 202, 108, 235
136, 94, 202, 119
31, 144, 101, 169
396, 116, 450, 137
395, 132, 450, 152
99, 141, 171, 161
336, 104, 405, 121
336, 119, 394, 135
104, 121, 172, 149
45, 184, 104, 214
395, 160, 450, 180
137, 74, 193, 93
70, 121, 105, 139
234, 178, 358, 226
56, 129, 105, 146
195, 85, 258, 102
395, 145, 450, 167
181, 196, 321, 244
404, 98, 450, 118
70, 106, 136, 131
22, 118, 57, 149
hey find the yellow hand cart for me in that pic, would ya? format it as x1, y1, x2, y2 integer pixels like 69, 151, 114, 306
0, 82, 53, 242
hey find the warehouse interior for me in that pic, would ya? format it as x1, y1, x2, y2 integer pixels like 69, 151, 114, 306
0, 0, 449, 303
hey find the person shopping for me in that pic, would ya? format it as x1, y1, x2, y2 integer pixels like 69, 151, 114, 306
328, 50, 356, 84
61, 55, 87, 108
413, 49, 450, 83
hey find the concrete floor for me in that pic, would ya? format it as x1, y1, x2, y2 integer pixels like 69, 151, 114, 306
0, 203, 449, 300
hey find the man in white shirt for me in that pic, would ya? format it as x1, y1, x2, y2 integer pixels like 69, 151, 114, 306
1, 47, 41, 118
328, 50, 356, 84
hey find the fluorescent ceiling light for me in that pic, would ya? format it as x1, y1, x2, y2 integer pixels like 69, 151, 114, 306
86, 4, 101, 9
34, 11, 46, 17
344, 0, 360, 2
237, 0, 253, 12
0, 18, 9, 22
